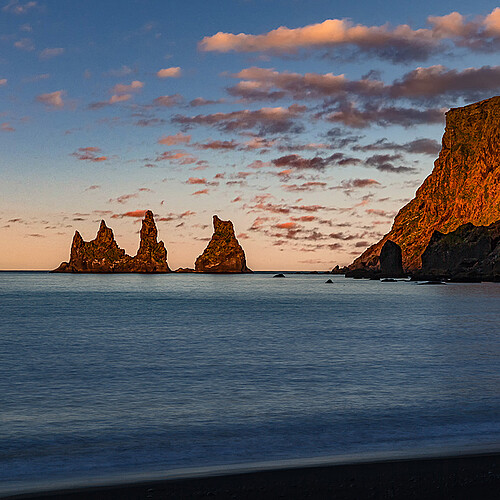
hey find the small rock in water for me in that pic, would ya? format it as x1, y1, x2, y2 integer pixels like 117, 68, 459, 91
381, 278, 397, 282
273, 273, 286, 278
417, 280, 446, 285
325, 279, 333, 283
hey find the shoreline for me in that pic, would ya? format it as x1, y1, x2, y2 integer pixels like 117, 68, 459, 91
2, 448, 499, 500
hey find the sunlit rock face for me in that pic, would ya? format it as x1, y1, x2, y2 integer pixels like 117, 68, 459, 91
195, 215, 252, 273
350, 95, 500, 272
131, 210, 170, 272
53, 210, 171, 273
418, 221, 500, 281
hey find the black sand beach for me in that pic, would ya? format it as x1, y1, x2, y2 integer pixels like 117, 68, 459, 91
3, 451, 499, 500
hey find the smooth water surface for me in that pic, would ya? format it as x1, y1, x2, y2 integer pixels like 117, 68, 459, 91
1, 272, 499, 491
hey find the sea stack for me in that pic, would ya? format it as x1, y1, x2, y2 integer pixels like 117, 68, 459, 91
195, 215, 252, 273
129, 210, 170, 272
379, 240, 405, 278
349, 96, 500, 273
53, 210, 171, 273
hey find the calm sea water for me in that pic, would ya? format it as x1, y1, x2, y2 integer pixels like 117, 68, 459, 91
0, 272, 499, 492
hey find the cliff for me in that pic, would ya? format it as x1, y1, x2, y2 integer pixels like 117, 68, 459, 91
53, 210, 171, 273
195, 215, 252, 273
350, 96, 500, 272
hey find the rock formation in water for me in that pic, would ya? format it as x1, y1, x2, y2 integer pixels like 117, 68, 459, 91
350, 96, 500, 273
129, 210, 170, 272
195, 215, 252, 273
417, 221, 500, 281
379, 240, 405, 278
346, 240, 405, 279
53, 210, 171, 273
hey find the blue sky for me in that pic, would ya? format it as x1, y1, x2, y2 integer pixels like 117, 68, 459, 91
1, 0, 500, 270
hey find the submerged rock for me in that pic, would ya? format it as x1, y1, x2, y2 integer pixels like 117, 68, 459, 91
53, 210, 171, 273
195, 215, 252, 273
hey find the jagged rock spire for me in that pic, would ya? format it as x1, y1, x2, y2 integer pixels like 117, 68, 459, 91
195, 215, 251, 273
53, 210, 170, 273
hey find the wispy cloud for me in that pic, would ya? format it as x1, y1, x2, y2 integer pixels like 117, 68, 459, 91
112, 80, 144, 94
2, 1, 38, 15
152, 94, 183, 107
173, 104, 306, 135
1, 122, 15, 132
158, 132, 191, 145
111, 210, 148, 218
39, 47, 64, 59
14, 37, 34, 51
71, 147, 107, 162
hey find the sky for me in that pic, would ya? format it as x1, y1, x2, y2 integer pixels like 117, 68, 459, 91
1, 0, 500, 270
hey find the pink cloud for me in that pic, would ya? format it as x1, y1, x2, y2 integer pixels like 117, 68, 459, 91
157, 67, 182, 78
276, 222, 298, 229
186, 177, 207, 184
71, 147, 107, 162
112, 210, 148, 219
199, 9, 500, 61
199, 17, 436, 61
366, 208, 393, 217
156, 150, 198, 164
36, 90, 65, 108
112, 80, 144, 94
109, 94, 131, 104
1, 122, 15, 132
192, 188, 209, 195
158, 132, 191, 145
14, 38, 34, 51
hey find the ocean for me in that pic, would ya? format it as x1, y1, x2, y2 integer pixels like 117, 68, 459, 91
1, 272, 499, 494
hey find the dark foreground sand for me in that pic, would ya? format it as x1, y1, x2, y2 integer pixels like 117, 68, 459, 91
3, 451, 499, 500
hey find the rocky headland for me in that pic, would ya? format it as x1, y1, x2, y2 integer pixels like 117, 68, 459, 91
348, 96, 500, 280
195, 215, 252, 273
53, 210, 171, 273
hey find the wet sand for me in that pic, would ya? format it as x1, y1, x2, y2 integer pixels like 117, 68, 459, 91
3, 451, 499, 499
